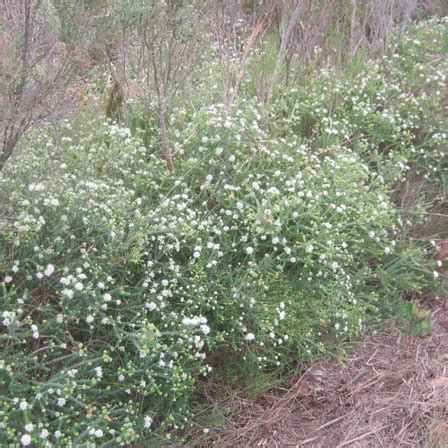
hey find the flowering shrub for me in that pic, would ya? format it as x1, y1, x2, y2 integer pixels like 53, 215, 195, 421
0, 19, 446, 446
272, 18, 447, 186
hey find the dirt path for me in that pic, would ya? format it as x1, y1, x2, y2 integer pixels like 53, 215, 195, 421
193, 298, 448, 447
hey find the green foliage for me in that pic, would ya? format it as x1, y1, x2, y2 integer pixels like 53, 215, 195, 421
105, 81, 124, 123
0, 17, 446, 447
404, 302, 434, 336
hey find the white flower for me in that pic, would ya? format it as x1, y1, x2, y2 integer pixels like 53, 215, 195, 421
28, 183, 45, 192
94, 429, 103, 438
146, 302, 157, 311
62, 289, 74, 299
200, 324, 210, 335
44, 264, 55, 277
21, 434, 32, 446
74, 282, 83, 291
40, 429, 49, 440
19, 401, 28, 411
4, 276, 12, 283
56, 314, 64, 323
433, 271, 439, 279
54, 430, 62, 439
103, 293, 112, 302
85, 315, 94, 324
384, 247, 391, 255
182, 317, 200, 326
2, 311, 16, 327
57, 398, 66, 407
25, 423, 34, 432
95, 366, 103, 378
245, 333, 255, 341
245, 247, 254, 255
144, 416, 153, 428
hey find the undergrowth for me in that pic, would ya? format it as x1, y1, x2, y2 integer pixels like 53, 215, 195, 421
0, 18, 446, 446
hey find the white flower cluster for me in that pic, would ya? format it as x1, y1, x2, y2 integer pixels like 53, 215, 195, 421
0, 18, 446, 446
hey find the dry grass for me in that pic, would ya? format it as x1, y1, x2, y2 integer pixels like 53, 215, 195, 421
190, 297, 448, 447
397, 171, 448, 242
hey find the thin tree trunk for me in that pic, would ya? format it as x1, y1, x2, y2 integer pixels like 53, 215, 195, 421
268, 1, 303, 102
350, 0, 357, 55
157, 96, 174, 174
0, 137, 18, 171
0, 1, 31, 171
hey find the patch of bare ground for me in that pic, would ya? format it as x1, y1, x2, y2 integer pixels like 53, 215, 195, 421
191, 297, 448, 447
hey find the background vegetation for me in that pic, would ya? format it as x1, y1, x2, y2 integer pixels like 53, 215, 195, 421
0, 1, 447, 445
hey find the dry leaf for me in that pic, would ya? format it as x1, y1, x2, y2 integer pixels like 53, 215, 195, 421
429, 377, 448, 386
